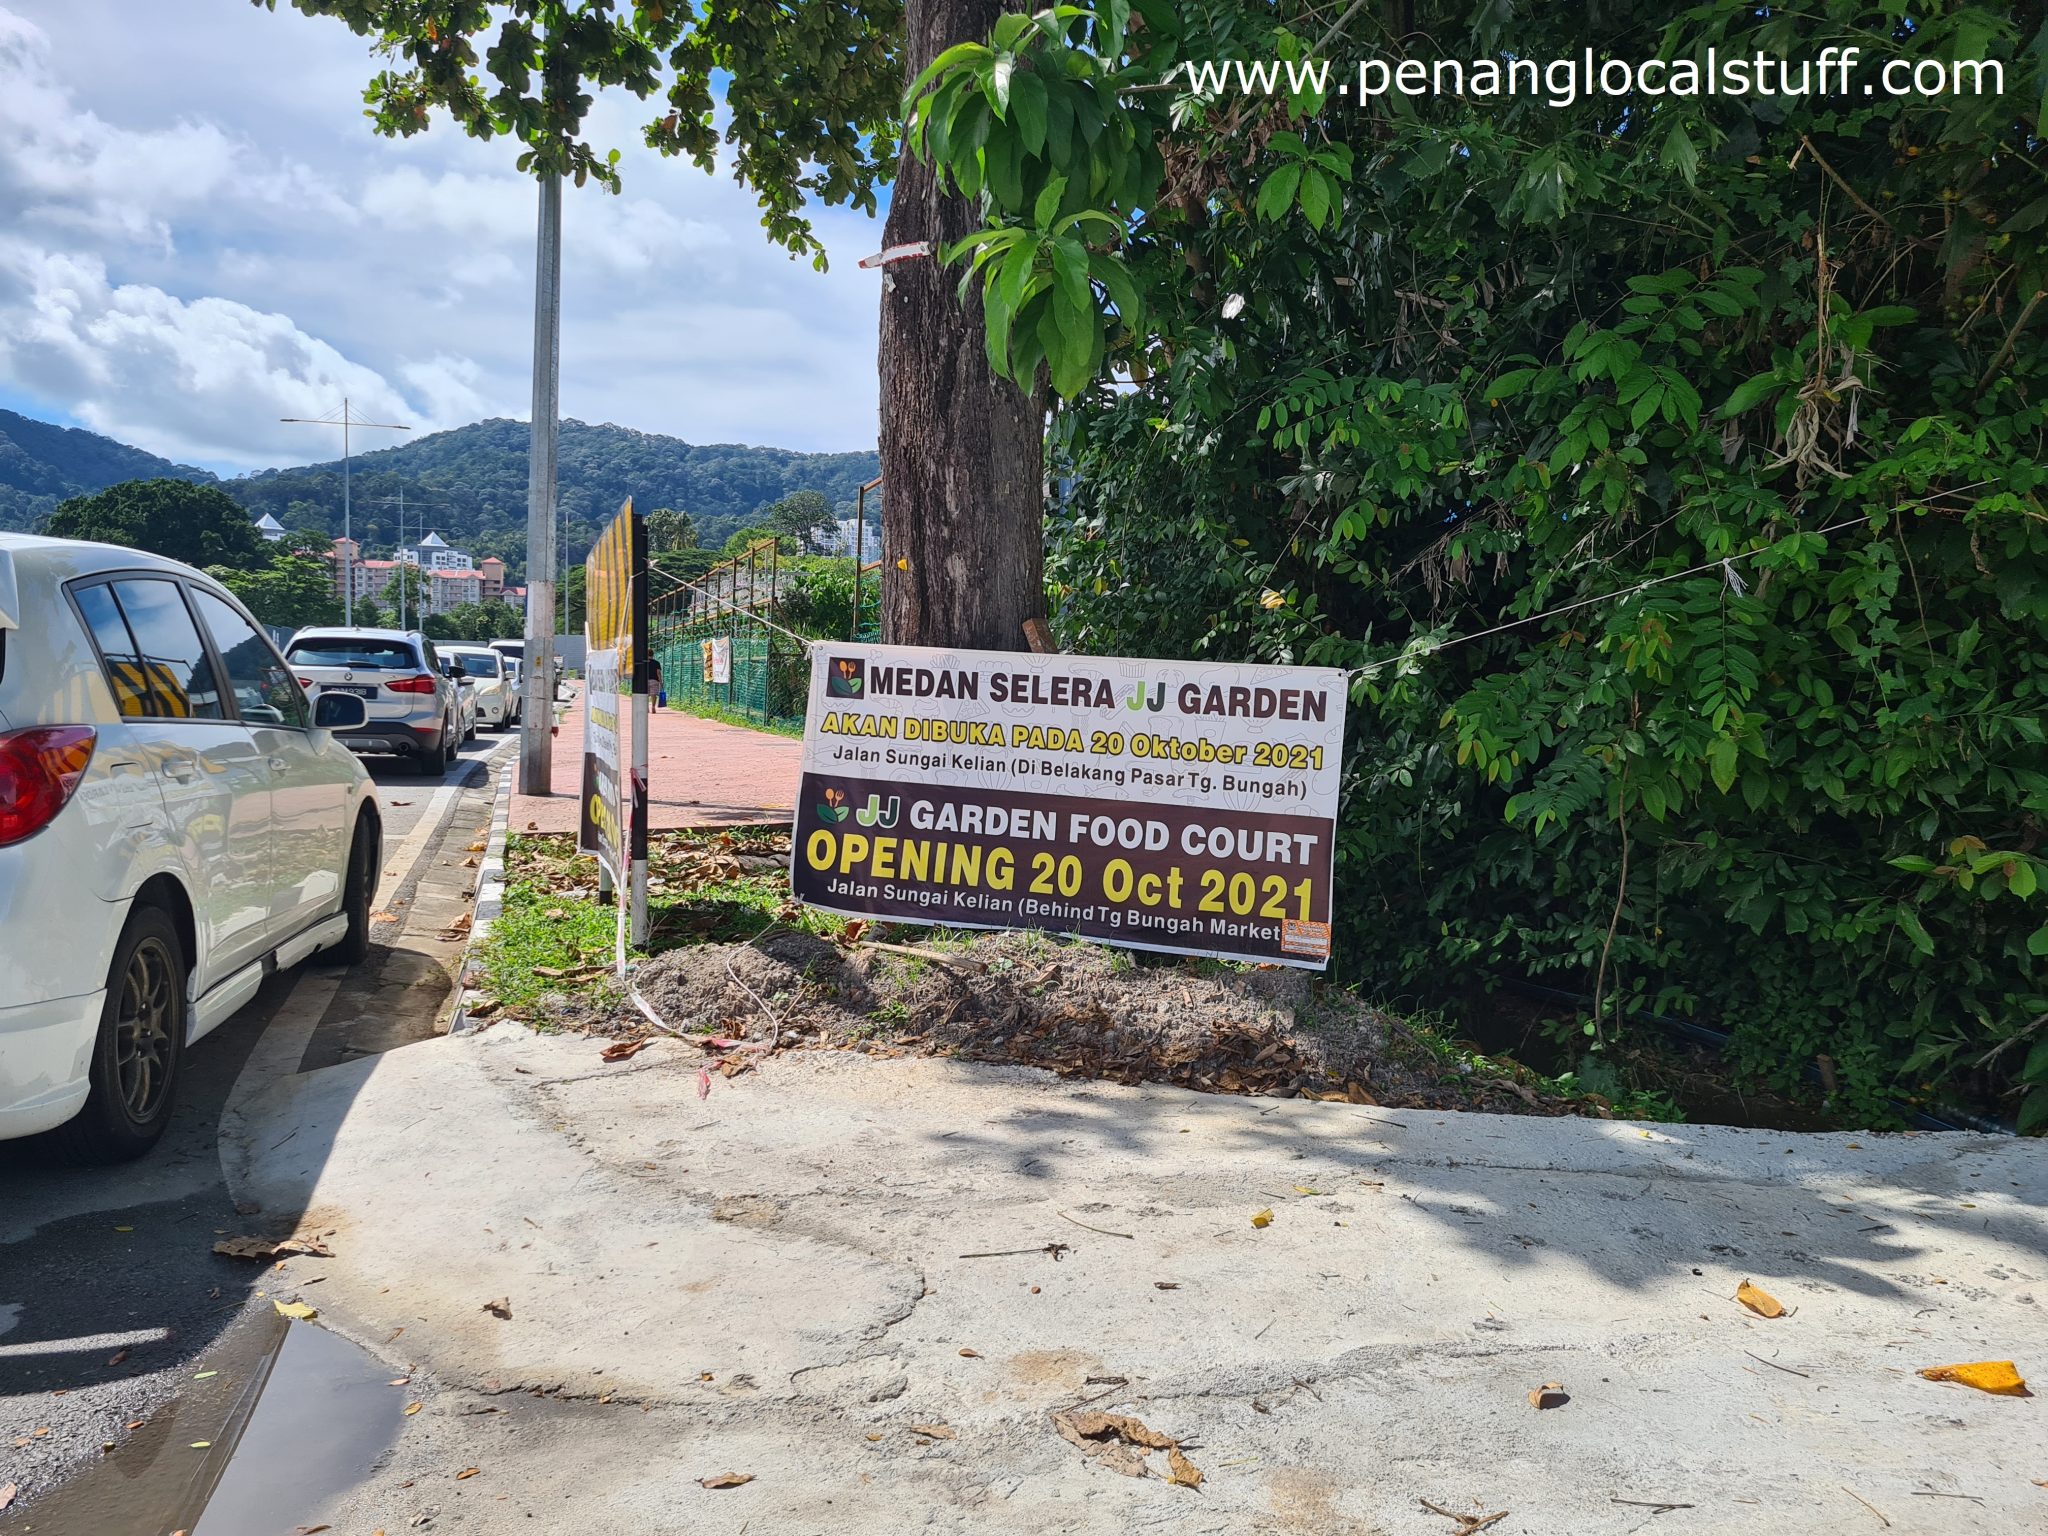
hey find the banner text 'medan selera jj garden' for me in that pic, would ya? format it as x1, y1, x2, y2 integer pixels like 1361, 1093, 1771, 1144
790, 643, 1347, 967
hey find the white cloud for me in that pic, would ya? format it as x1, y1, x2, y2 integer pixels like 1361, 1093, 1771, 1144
0, 0, 883, 469
0, 241, 420, 468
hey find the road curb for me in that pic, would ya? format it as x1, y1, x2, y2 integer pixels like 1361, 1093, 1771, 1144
449, 744, 517, 1035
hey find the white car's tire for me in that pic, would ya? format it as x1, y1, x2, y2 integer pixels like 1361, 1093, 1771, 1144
47, 904, 188, 1165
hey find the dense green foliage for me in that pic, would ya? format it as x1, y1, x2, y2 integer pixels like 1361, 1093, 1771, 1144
916, 3, 2048, 1126
423, 599, 528, 643
227, 418, 878, 578
257, 0, 902, 267
207, 554, 343, 630
47, 479, 272, 572
0, 409, 213, 532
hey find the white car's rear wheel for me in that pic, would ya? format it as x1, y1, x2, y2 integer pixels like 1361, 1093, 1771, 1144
48, 905, 187, 1164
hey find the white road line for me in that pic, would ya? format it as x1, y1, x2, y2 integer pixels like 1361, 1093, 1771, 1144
376, 773, 470, 906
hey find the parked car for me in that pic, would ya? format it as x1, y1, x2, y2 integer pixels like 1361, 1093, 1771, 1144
283, 628, 461, 775
447, 657, 480, 742
0, 534, 381, 1161
439, 645, 513, 729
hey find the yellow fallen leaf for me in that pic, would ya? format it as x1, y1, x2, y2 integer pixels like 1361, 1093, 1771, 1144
698, 1472, 754, 1488
455, 1467, 481, 1480
864, 1433, 882, 1442
1292, 1185, 1321, 1196
404, 1402, 422, 1416
1917, 1361, 2027, 1396
274, 1300, 318, 1321
1251, 1208, 1273, 1229
189, 1441, 212, 1449
1735, 1280, 1784, 1319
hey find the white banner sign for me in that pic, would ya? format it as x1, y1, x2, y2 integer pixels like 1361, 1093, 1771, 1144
791, 642, 1347, 966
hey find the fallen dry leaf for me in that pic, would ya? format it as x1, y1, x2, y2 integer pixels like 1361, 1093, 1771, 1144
1917, 1360, 2028, 1395
1154, 1281, 1180, 1291
482, 1297, 513, 1319
1251, 1208, 1274, 1229
455, 1467, 481, 1480
214, 1234, 333, 1262
910, 1424, 956, 1440
273, 1300, 317, 1321
1735, 1280, 1784, 1319
696, 1066, 712, 1100
296, 1526, 331, 1534
1527, 1382, 1569, 1410
698, 1473, 754, 1489
1166, 1447, 1204, 1488
0, 1483, 15, 1513
600, 1038, 651, 1063
107, 1348, 130, 1366
404, 1401, 422, 1416
958, 1348, 981, 1358
189, 1440, 212, 1449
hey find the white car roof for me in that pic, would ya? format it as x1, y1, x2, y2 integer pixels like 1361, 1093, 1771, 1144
288, 627, 421, 642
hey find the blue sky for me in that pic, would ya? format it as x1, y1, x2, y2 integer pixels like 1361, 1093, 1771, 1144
0, 1, 886, 473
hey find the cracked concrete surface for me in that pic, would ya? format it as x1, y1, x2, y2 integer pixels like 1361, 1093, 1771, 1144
231, 1027, 2046, 1535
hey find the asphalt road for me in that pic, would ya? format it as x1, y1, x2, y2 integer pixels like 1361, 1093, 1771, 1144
0, 727, 510, 1528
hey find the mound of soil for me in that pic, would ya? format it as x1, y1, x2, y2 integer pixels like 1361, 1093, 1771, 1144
621, 929, 1590, 1116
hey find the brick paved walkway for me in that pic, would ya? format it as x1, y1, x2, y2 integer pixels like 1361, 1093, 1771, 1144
512, 687, 801, 835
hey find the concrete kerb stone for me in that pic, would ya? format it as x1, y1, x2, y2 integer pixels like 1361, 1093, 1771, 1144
449, 743, 518, 1035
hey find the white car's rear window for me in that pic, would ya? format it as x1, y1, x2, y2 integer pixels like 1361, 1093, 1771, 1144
288, 637, 419, 669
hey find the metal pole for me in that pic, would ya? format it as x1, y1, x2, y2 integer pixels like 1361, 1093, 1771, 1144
342, 398, 353, 626
519, 172, 562, 796
396, 485, 405, 631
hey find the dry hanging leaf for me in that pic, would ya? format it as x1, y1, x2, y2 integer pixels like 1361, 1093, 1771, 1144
698, 1472, 754, 1489
910, 1424, 956, 1440
454, 1467, 480, 1480
1917, 1360, 2028, 1396
1527, 1382, 1569, 1409
1251, 1208, 1274, 1229
481, 1297, 512, 1320
600, 1038, 650, 1063
1735, 1280, 1784, 1318
273, 1300, 317, 1321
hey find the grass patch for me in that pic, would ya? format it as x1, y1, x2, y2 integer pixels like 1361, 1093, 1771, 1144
658, 697, 804, 739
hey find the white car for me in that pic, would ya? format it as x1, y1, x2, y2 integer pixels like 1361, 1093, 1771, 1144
0, 535, 381, 1162
440, 645, 513, 729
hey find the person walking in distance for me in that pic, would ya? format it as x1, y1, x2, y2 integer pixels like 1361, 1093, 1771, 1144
647, 655, 665, 711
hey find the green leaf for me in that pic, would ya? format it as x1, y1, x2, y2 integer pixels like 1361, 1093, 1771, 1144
2012, 859, 2040, 900
2028, 922, 2048, 957
1707, 736, 1738, 794
1660, 121, 1699, 186
1486, 368, 1540, 401
1010, 70, 1048, 156
1256, 164, 1302, 223
903, 41, 992, 110
988, 53, 1015, 112
1033, 174, 1068, 230
1719, 372, 1783, 418
1896, 904, 1935, 956
2019, 1088, 2048, 1137
1299, 168, 1331, 231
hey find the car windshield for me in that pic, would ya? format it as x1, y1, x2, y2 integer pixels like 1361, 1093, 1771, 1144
448, 652, 498, 675
286, 636, 419, 669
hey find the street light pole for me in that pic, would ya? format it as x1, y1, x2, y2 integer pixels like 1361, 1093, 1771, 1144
520, 172, 563, 797
281, 399, 409, 626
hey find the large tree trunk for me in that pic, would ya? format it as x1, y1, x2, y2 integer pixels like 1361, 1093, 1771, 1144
879, 0, 1044, 653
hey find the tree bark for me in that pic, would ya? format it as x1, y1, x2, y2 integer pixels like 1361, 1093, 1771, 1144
879, 0, 1044, 653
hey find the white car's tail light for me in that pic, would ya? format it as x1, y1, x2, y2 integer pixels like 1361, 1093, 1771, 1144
0, 726, 96, 846
386, 675, 438, 694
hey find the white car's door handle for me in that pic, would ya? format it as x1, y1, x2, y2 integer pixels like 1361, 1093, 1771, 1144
162, 758, 197, 782
269, 757, 289, 771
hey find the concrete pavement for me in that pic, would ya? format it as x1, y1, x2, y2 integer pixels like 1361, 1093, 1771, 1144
512, 687, 800, 833
221, 1025, 2046, 1535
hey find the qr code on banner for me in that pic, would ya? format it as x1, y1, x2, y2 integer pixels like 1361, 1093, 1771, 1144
1281, 919, 1331, 961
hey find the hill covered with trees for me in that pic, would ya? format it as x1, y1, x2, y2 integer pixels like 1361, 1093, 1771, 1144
0, 408, 214, 530
226, 417, 879, 577
0, 410, 877, 576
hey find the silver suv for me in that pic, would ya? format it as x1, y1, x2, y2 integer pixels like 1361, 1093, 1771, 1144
284, 628, 461, 775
